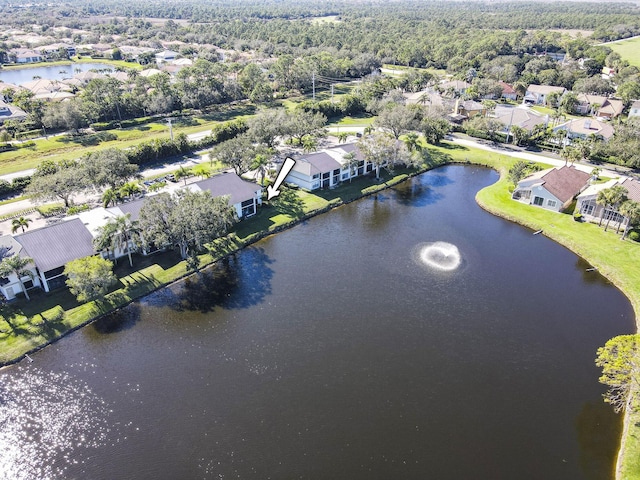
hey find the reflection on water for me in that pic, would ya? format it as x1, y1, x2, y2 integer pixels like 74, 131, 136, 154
0, 366, 121, 479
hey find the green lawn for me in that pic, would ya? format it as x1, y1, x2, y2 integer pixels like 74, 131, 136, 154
0, 110, 254, 175
1, 140, 638, 477
606, 37, 640, 68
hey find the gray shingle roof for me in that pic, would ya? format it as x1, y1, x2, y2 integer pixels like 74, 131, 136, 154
109, 198, 146, 221
193, 172, 260, 206
620, 177, 640, 203
298, 151, 342, 175
15, 218, 95, 273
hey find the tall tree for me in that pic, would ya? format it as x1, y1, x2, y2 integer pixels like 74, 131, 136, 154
357, 132, 411, 179
27, 166, 85, 208
83, 148, 139, 190
139, 190, 236, 270
64, 256, 117, 304
0, 254, 34, 301
595, 334, 640, 413
211, 134, 256, 176
374, 104, 417, 140
94, 214, 140, 268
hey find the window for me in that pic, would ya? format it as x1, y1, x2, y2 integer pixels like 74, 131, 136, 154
341, 173, 349, 180
533, 196, 544, 206
547, 199, 557, 208
312, 174, 319, 179
241, 199, 255, 217
580, 200, 595, 216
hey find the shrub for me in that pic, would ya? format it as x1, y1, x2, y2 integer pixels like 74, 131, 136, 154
10, 176, 31, 192
36, 203, 65, 217
67, 204, 91, 215
628, 230, 640, 242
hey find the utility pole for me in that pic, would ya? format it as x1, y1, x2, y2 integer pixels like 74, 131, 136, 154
312, 71, 316, 101
331, 84, 334, 103
167, 118, 174, 141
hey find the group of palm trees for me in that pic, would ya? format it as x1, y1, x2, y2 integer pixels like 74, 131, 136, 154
595, 184, 640, 239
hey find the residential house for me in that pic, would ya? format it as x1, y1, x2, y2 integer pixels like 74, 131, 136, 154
15, 218, 96, 292
629, 100, 640, 119
0, 82, 24, 102
14, 49, 43, 64
575, 177, 640, 229
0, 235, 41, 301
439, 80, 471, 97
512, 166, 590, 212
553, 118, 615, 142
575, 94, 623, 119
0, 101, 27, 124
456, 99, 486, 119
499, 82, 518, 101
493, 105, 548, 135
285, 143, 369, 190
155, 50, 179, 63
191, 172, 263, 219
523, 85, 566, 105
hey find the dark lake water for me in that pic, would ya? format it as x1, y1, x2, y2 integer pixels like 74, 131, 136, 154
0, 63, 113, 86
0, 166, 635, 480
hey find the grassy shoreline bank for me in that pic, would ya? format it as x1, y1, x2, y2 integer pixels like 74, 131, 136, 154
0, 141, 638, 477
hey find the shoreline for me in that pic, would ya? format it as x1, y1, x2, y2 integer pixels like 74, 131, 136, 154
1, 146, 638, 478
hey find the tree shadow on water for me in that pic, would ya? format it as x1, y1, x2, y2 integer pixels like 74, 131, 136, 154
393, 180, 444, 207
92, 303, 142, 334
175, 247, 274, 313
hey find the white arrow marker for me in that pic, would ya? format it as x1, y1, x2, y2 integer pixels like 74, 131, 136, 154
267, 157, 296, 200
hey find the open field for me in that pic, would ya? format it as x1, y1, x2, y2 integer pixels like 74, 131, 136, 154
606, 36, 640, 67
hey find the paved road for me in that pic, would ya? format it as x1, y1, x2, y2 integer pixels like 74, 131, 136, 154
0, 128, 631, 235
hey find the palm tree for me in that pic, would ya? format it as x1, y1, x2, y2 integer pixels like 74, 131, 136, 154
174, 166, 192, 186
342, 151, 359, 183
94, 214, 140, 267
251, 153, 271, 186
11, 216, 32, 234
119, 181, 142, 201
102, 188, 120, 208
619, 200, 640, 240
301, 135, 318, 153
596, 185, 628, 231
0, 254, 34, 301
403, 132, 421, 153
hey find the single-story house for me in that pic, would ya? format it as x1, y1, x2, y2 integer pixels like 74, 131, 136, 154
499, 82, 518, 101
628, 100, 640, 119
553, 118, 615, 142
155, 50, 178, 63
0, 82, 24, 102
575, 177, 640, 228
191, 172, 263, 219
524, 85, 566, 105
456, 99, 486, 119
0, 235, 42, 301
0, 101, 27, 124
512, 166, 590, 212
439, 80, 471, 97
14, 50, 43, 64
15, 218, 96, 292
285, 143, 370, 191
494, 105, 548, 134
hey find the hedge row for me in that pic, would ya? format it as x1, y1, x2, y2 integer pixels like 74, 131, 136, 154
0, 176, 32, 197
124, 118, 247, 165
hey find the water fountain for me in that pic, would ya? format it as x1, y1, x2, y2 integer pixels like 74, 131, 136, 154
416, 241, 462, 271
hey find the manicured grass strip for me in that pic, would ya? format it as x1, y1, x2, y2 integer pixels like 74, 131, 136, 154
607, 37, 640, 68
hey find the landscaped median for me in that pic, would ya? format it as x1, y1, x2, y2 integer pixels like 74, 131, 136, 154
0, 141, 638, 478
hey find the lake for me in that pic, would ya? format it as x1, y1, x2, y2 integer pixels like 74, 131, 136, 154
0, 165, 634, 479
0, 63, 114, 86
